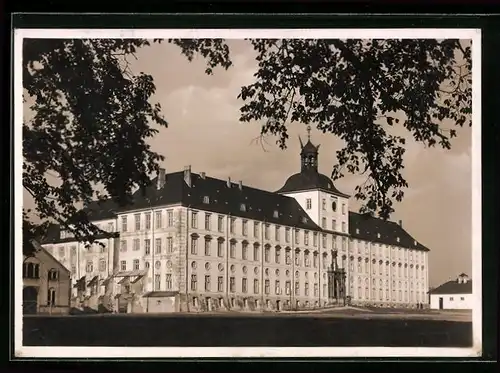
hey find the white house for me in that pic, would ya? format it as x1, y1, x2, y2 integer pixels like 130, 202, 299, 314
429, 273, 472, 310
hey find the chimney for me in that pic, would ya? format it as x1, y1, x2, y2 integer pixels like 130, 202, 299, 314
227, 177, 231, 188
200, 172, 206, 180
184, 165, 192, 187
238, 180, 243, 191
157, 168, 166, 190
398, 220, 403, 227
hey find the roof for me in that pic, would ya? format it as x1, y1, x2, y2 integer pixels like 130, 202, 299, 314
41, 222, 119, 244
300, 140, 319, 154
349, 212, 429, 252
143, 291, 179, 298
26, 240, 71, 274
276, 170, 349, 196
429, 280, 473, 295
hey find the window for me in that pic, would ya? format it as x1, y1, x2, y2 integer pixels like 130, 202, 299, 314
154, 274, 161, 290
295, 251, 300, 266
155, 238, 162, 254
304, 231, 309, 246
240, 203, 247, 212
214, 215, 223, 233
295, 229, 300, 244
120, 240, 127, 252
273, 210, 279, 218
253, 245, 259, 261
242, 220, 248, 236
313, 253, 318, 268
314, 283, 319, 296
253, 222, 259, 237
204, 213, 211, 231
242, 278, 248, 293
275, 225, 280, 241
332, 219, 337, 230
217, 240, 224, 257
264, 246, 270, 263
275, 280, 281, 295
191, 275, 197, 291
204, 239, 211, 256
48, 269, 58, 281
120, 260, 126, 271
145, 213, 151, 230
191, 211, 198, 229
167, 210, 173, 227
285, 249, 292, 265
321, 217, 326, 229
322, 198, 326, 210
167, 237, 173, 253
304, 252, 311, 267
145, 239, 151, 255
166, 274, 172, 289
264, 224, 270, 240
218, 276, 224, 292
86, 260, 93, 273
306, 198, 312, 210
47, 288, 56, 306
313, 233, 318, 247
264, 279, 270, 295
342, 203, 346, 215
284, 227, 291, 243
253, 279, 259, 294
449, 297, 454, 301
275, 247, 281, 264
342, 222, 346, 233
203, 195, 210, 204
99, 259, 106, 272
71, 265, 76, 274
285, 281, 291, 295
155, 211, 162, 229
134, 214, 141, 231
322, 234, 327, 248
191, 237, 198, 255
304, 282, 309, 296
230, 241, 236, 258
242, 242, 248, 260
133, 259, 140, 270
230, 277, 236, 293
229, 218, 235, 234
205, 275, 211, 291
121, 216, 127, 232
295, 281, 300, 296
460, 297, 465, 301
133, 238, 140, 251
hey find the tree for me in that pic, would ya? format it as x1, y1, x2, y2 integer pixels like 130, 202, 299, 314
23, 37, 471, 254
22, 38, 231, 254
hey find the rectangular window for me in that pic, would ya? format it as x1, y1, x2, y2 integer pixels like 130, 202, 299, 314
313, 232, 318, 247
120, 240, 127, 252
204, 213, 211, 231
321, 217, 326, 229
305, 282, 309, 296
253, 279, 259, 294
218, 215, 224, 232
264, 224, 270, 240
322, 234, 327, 248
285, 250, 291, 265
342, 203, 346, 214
253, 245, 259, 261
166, 237, 173, 253
230, 277, 236, 293
322, 198, 326, 210
230, 218, 236, 234
314, 283, 319, 297
229, 241, 236, 259
264, 247, 270, 263
120, 260, 126, 271
191, 274, 197, 291
166, 274, 172, 289
242, 242, 248, 260
218, 276, 224, 292
285, 281, 291, 295
305, 252, 311, 267
145, 213, 151, 230
154, 274, 161, 290
204, 239, 211, 256
107, 222, 114, 232
285, 228, 290, 243
275, 248, 281, 264
242, 278, 248, 293
295, 251, 300, 266
205, 275, 211, 291
191, 237, 198, 255
332, 219, 337, 231
295, 281, 300, 296
86, 260, 93, 273
133, 238, 140, 251
275, 225, 280, 241
167, 210, 173, 227
134, 214, 141, 231
121, 216, 127, 232
217, 240, 224, 257
295, 229, 300, 244
133, 259, 140, 270
99, 259, 106, 272
253, 222, 259, 238
275, 280, 280, 295
155, 238, 162, 254
342, 222, 346, 233
191, 211, 198, 229
304, 231, 309, 246
242, 220, 248, 236
155, 211, 162, 229
313, 253, 318, 268
144, 239, 151, 255
264, 279, 270, 295
306, 198, 312, 210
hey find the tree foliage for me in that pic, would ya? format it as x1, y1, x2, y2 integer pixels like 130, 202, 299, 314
22, 38, 231, 254
22, 37, 471, 254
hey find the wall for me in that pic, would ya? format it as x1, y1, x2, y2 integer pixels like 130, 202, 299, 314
430, 293, 472, 310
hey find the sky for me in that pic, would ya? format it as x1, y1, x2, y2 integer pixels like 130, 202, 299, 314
23, 39, 473, 288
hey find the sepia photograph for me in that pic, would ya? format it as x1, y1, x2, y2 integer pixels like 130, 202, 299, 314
14, 28, 481, 358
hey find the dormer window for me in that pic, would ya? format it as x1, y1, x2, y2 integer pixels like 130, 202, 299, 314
377, 233, 381, 239
240, 203, 246, 212
396, 237, 400, 243
414, 240, 417, 246
60, 230, 66, 239
273, 210, 279, 218
356, 228, 360, 234
302, 217, 308, 224
203, 196, 210, 204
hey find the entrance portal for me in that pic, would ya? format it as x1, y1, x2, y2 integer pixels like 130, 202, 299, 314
439, 297, 444, 310
23, 286, 38, 314
276, 300, 281, 311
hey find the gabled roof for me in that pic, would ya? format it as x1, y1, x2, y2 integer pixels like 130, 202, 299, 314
26, 240, 71, 274
429, 280, 472, 295
349, 212, 429, 252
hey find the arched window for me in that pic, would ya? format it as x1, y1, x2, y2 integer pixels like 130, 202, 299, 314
47, 287, 56, 306
48, 269, 59, 281
23, 258, 40, 279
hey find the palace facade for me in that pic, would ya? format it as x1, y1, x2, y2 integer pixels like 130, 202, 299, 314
41, 132, 429, 313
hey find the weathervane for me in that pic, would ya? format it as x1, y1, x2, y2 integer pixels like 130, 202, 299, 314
306, 125, 312, 141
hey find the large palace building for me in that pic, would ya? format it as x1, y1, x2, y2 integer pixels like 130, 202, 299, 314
40, 131, 430, 313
